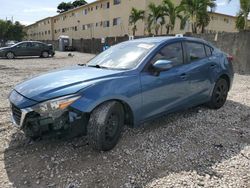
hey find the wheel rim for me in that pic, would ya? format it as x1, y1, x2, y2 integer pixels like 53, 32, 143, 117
104, 113, 119, 142
43, 52, 49, 57
215, 82, 228, 106
7, 52, 14, 59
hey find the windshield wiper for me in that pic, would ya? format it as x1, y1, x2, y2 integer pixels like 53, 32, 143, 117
78, 64, 86, 66
87, 64, 109, 69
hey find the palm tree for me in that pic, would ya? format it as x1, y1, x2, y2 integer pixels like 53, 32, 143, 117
236, 12, 246, 30
197, 11, 211, 33
179, 0, 216, 33
129, 8, 145, 36
147, 3, 165, 35
162, 0, 188, 34
237, 0, 250, 30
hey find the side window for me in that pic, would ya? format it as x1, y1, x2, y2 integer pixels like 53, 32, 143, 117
32, 43, 42, 48
186, 42, 206, 62
17, 43, 28, 49
205, 45, 213, 57
151, 42, 184, 67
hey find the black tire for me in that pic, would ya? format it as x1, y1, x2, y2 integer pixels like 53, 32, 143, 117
207, 78, 229, 109
87, 101, 124, 151
6, 52, 15, 59
41, 51, 49, 58
23, 124, 41, 140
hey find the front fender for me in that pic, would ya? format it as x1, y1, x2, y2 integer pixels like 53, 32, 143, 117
70, 75, 142, 126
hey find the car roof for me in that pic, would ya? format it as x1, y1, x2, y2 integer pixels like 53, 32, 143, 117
128, 36, 211, 46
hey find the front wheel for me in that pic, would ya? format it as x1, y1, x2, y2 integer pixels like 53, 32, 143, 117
87, 101, 124, 151
6, 52, 15, 59
207, 78, 229, 109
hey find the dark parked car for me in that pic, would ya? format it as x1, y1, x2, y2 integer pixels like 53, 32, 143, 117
9, 36, 234, 151
0, 41, 55, 59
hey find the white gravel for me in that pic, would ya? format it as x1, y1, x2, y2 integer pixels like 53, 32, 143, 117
0, 52, 249, 188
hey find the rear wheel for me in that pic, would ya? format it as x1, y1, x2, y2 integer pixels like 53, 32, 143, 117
87, 101, 124, 151
41, 51, 49, 58
207, 78, 229, 109
6, 52, 15, 59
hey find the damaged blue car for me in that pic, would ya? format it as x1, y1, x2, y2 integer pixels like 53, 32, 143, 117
9, 36, 234, 151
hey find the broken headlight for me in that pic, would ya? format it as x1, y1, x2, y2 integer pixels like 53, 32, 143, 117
32, 95, 81, 118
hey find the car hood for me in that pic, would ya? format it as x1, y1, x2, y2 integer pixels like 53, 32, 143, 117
0, 47, 11, 51
14, 66, 124, 102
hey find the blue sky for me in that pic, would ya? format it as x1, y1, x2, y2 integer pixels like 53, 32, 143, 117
0, 0, 241, 25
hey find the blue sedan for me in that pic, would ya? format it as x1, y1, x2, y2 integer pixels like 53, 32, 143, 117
9, 36, 234, 151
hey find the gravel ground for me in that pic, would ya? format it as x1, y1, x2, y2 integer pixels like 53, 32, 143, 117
0, 52, 249, 188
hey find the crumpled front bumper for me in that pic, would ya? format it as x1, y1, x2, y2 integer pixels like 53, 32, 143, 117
10, 104, 32, 127
9, 90, 88, 137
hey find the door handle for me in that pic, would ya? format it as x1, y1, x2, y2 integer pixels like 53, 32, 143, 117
180, 73, 187, 80
210, 64, 217, 69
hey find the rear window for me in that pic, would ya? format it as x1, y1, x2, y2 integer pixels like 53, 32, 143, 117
186, 42, 206, 62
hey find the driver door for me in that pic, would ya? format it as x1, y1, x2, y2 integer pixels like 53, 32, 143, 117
140, 42, 190, 121
14, 42, 29, 56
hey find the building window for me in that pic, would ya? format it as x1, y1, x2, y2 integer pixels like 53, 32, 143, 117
75, 26, 78, 31
96, 22, 99, 27
113, 17, 121, 26
103, 20, 110, 28
104, 2, 110, 9
87, 23, 93, 29
62, 28, 65, 33
224, 18, 229, 23
96, 5, 98, 10
48, 30, 50, 35
114, 0, 121, 5
82, 25, 86, 30
83, 9, 88, 15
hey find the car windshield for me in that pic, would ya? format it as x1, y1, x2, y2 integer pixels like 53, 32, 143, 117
87, 42, 155, 70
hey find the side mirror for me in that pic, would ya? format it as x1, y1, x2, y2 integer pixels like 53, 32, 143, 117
152, 60, 174, 72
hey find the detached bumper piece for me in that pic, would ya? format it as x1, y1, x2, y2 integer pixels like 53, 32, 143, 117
10, 105, 88, 139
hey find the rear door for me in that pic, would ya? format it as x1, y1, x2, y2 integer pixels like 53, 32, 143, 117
183, 41, 214, 104
30, 42, 43, 56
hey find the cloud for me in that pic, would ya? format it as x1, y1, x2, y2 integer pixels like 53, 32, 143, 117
19, 20, 34, 26
23, 7, 56, 13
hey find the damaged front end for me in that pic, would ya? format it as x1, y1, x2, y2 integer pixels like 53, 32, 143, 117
10, 92, 89, 139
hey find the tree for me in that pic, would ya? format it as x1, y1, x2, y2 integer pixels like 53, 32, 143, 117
57, 0, 87, 13
72, 0, 88, 7
129, 8, 145, 36
0, 20, 26, 42
148, 3, 165, 35
179, 0, 216, 33
162, 0, 188, 34
236, 0, 250, 30
0, 20, 8, 41
236, 12, 246, 30
57, 2, 73, 13
197, 11, 211, 33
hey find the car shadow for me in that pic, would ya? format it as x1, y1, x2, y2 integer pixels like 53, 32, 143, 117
4, 100, 250, 187
0, 57, 54, 60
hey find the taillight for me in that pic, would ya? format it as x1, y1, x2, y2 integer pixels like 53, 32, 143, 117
227, 55, 234, 62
